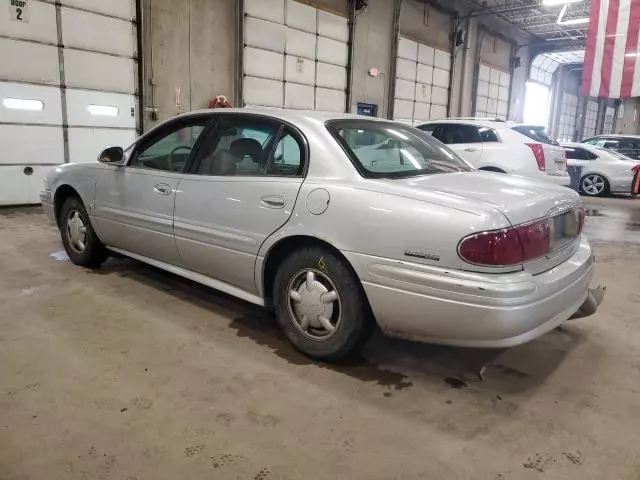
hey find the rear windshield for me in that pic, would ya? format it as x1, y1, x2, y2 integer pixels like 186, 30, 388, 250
326, 120, 473, 179
512, 125, 560, 146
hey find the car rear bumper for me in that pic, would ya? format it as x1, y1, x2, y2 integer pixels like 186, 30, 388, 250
344, 237, 595, 348
545, 172, 571, 187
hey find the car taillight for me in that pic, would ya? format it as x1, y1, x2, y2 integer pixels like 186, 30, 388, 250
526, 143, 546, 171
458, 219, 551, 266
632, 164, 640, 174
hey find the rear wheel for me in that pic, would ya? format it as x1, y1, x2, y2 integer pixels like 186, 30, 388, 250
59, 196, 109, 267
273, 246, 374, 361
580, 174, 608, 196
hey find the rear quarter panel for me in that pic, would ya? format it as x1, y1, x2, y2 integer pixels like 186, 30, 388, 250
255, 178, 513, 296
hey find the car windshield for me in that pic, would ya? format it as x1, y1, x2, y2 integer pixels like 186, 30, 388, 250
512, 125, 560, 146
326, 120, 473, 179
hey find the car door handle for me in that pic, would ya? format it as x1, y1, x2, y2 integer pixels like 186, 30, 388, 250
260, 195, 286, 209
153, 184, 173, 196
464, 147, 479, 152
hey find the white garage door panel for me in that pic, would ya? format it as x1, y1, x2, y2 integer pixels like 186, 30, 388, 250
498, 86, 509, 102
500, 71, 510, 87
479, 65, 491, 82
413, 102, 429, 122
477, 81, 489, 97
430, 104, 447, 119
398, 37, 418, 61
418, 44, 434, 65
497, 101, 508, 116
317, 11, 348, 42
489, 84, 499, 98
487, 98, 497, 113
284, 83, 314, 109
66, 89, 135, 128
431, 86, 448, 105
395, 79, 415, 101
285, 56, 315, 85
0, 40, 60, 85
64, 50, 135, 93
62, 0, 136, 21
285, 28, 316, 59
0, 166, 56, 205
396, 59, 417, 82
0, 1, 57, 44
0, 126, 64, 165
317, 37, 347, 66
315, 88, 344, 112
0, 83, 62, 125
432, 68, 449, 88
316, 63, 346, 90
476, 96, 488, 111
416, 64, 433, 84
490, 68, 501, 84
61, 9, 135, 57
394, 99, 414, 119
433, 50, 450, 71
244, 76, 283, 107
285, 0, 316, 33
245, 0, 284, 23
244, 47, 284, 81
414, 83, 431, 103
245, 16, 285, 52
68, 128, 136, 164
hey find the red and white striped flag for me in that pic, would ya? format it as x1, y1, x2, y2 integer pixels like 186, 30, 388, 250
582, 0, 640, 98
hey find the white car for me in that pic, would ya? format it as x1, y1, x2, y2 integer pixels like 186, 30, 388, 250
563, 142, 640, 196
417, 119, 570, 186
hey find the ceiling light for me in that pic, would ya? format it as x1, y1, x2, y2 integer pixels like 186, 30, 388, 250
557, 4, 589, 25
3, 98, 45, 110
542, 0, 582, 6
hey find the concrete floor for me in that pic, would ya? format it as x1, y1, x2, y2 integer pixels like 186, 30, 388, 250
1, 196, 639, 480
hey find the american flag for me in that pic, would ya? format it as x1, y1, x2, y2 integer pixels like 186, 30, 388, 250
582, 0, 640, 98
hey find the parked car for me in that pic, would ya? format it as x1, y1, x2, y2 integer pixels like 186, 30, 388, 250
42, 109, 598, 361
563, 142, 640, 196
417, 119, 570, 186
580, 135, 640, 160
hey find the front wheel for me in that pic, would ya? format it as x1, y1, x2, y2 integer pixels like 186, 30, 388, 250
580, 174, 608, 196
59, 196, 109, 267
273, 246, 374, 361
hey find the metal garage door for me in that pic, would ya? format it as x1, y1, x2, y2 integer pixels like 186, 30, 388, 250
475, 64, 510, 120
583, 99, 599, 138
0, 0, 139, 205
557, 93, 578, 142
393, 36, 450, 125
242, 0, 348, 112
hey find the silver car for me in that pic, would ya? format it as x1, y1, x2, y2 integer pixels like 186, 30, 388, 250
42, 108, 598, 360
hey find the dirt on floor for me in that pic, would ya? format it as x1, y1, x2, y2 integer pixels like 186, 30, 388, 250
1, 197, 639, 480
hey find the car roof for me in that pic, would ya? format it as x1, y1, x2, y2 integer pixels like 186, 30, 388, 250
419, 118, 511, 128
583, 134, 640, 139
182, 107, 395, 124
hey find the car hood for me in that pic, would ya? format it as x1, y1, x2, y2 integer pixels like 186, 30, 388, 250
366, 171, 580, 226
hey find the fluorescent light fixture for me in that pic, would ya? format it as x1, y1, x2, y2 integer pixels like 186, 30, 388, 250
87, 105, 119, 116
543, 0, 582, 5
3, 98, 44, 111
557, 4, 589, 25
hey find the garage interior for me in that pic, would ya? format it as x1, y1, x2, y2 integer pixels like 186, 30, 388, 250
2, 0, 640, 479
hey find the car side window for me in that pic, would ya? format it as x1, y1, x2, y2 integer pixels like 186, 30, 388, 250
417, 124, 437, 136
479, 127, 499, 143
565, 147, 587, 160
129, 121, 207, 172
191, 117, 280, 176
267, 130, 304, 177
436, 124, 482, 144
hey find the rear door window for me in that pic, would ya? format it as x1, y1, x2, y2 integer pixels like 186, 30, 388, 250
565, 147, 595, 160
434, 124, 482, 144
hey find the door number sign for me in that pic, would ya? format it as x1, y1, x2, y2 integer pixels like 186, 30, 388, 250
9, 0, 28, 22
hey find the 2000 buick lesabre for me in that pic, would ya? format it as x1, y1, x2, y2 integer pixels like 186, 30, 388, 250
42, 108, 600, 360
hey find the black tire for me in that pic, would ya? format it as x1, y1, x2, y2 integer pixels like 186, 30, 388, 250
273, 246, 374, 361
58, 196, 109, 267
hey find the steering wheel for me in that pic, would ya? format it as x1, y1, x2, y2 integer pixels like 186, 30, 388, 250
169, 145, 192, 171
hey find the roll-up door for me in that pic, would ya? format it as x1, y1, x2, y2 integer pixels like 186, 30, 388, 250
557, 93, 578, 142
583, 99, 599, 138
243, 0, 348, 112
0, 0, 139, 205
393, 36, 450, 125
475, 64, 510, 120
602, 106, 616, 135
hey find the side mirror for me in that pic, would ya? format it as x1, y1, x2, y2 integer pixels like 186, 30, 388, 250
98, 146, 124, 164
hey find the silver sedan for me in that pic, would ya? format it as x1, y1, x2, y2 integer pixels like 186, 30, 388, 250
42, 108, 599, 360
